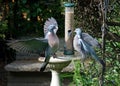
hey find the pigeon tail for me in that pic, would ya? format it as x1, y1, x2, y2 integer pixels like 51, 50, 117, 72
40, 62, 48, 72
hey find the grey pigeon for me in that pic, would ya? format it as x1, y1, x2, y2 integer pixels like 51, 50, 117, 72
73, 28, 105, 72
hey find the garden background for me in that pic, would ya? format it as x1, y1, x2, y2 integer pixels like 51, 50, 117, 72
0, 0, 120, 86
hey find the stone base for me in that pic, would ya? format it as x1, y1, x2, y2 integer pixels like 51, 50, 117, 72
5, 59, 75, 86
7, 72, 51, 86
7, 71, 73, 86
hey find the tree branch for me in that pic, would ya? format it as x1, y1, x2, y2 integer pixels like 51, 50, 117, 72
106, 31, 120, 42
107, 21, 120, 26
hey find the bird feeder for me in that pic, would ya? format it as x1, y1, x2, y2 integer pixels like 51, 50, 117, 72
64, 3, 74, 55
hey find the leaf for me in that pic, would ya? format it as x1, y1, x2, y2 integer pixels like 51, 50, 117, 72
21, 0, 27, 4
37, 8, 42, 14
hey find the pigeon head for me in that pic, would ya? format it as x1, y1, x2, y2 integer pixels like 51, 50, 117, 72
48, 25, 57, 32
74, 28, 82, 35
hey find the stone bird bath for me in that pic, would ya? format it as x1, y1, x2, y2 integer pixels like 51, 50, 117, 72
38, 56, 71, 86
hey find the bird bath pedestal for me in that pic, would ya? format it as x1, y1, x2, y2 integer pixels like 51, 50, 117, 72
39, 56, 71, 86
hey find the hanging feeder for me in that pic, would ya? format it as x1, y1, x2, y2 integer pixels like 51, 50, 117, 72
64, 3, 74, 55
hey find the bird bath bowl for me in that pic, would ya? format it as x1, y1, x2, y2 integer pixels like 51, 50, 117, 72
38, 56, 71, 86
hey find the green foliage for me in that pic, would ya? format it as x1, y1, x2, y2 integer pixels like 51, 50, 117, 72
60, 54, 119, 86
7, 0, 64, 38
104, 40, 120, 86
73, 61, 81, 86
74, 0, 101, 37
72, 0, 120, 85
0, 20, 8, 39
107, 1, 120, 22
0, 0, 119, 85
72, 60, 101, 86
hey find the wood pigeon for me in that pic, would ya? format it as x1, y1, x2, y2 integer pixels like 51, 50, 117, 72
73, 28, 105, 73
8, 17, 59, 72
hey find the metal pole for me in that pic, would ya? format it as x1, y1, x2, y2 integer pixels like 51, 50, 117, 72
99, 0, 109, 85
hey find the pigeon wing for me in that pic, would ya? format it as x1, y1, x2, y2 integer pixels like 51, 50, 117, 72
8, 38, 49, 55
82, 33, 100, 48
